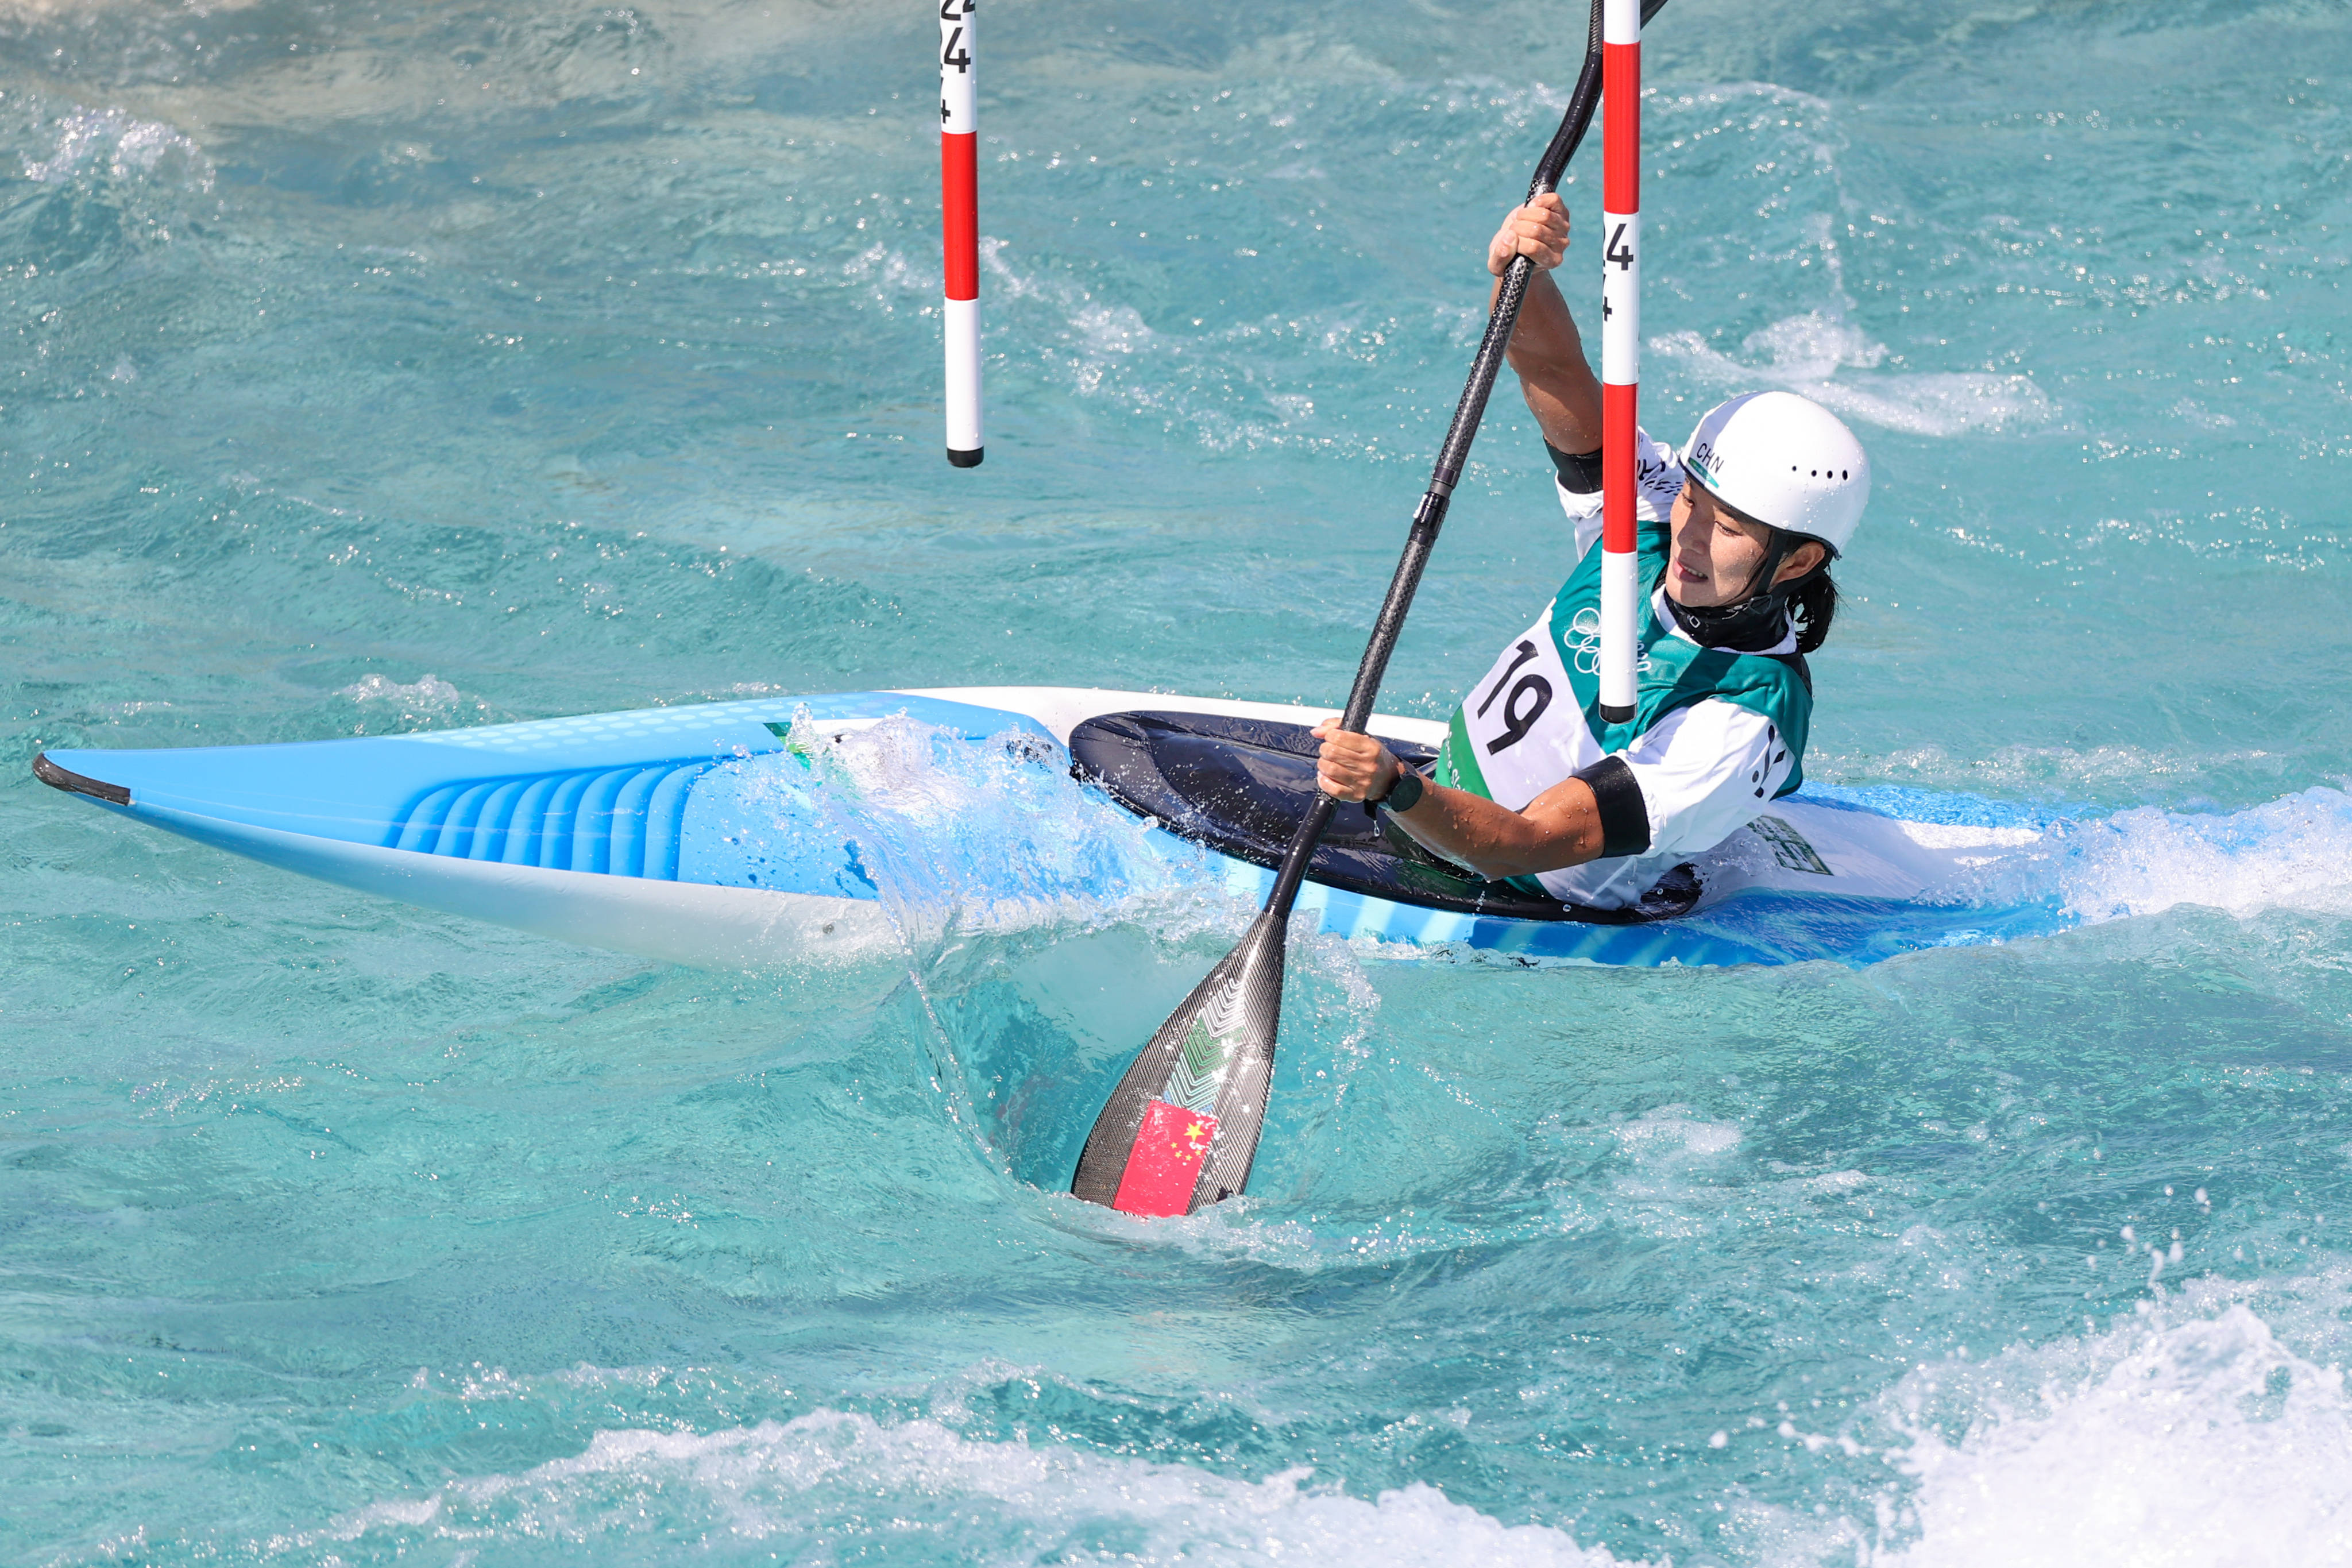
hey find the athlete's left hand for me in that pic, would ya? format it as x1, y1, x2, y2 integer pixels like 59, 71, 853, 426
1488, 192, 1571, 276
1311, 721, 1399, 803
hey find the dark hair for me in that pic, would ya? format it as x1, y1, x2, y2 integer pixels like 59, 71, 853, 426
1789, 569, 1837, 654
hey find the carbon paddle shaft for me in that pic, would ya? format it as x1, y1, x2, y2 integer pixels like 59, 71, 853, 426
1071, 0, 1654, 1215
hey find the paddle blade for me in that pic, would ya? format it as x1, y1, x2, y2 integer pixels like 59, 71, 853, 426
1070, 910, 1286, 1215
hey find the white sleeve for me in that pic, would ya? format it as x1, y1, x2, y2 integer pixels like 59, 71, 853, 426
1551, 426, 1684, 565
1554, 477, 1605, 561
1636, 428, 1685, 522
1613, 698, 1795, 856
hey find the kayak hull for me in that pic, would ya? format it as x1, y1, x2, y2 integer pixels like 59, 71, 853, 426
34, 686, 2057, 968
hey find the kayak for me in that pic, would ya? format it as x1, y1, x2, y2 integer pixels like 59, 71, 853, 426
31, 686, 2060, 968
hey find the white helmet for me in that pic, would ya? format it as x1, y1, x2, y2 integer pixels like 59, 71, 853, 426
1680, 391, 1871, 554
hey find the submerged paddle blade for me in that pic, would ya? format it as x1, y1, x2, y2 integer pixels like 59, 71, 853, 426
1070, 910, 1285, 1215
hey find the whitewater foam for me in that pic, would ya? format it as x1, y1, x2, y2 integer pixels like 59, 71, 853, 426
1861, 1296, 2352, 1567
1937, 787, 2352, 927
2055, 789, 2352, 924
303, 1409, 1654, 1567
257, 1279, 2352, 1568
1651, 311, 2053, 440
21, 104, 210, 190
336, 672, 462, 712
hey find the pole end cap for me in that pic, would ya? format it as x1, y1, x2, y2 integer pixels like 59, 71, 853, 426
947, 446, 984, 468
1597, 702, 1635, 724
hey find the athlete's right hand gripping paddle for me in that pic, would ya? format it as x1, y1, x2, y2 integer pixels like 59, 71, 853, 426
1071, 0, 1668, 1217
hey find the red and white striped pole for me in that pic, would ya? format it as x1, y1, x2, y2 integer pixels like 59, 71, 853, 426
940, 0, 983, 467
1597, 0, 1640, 723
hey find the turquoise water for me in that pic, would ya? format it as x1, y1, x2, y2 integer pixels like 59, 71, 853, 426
9, 0, 2352, 1561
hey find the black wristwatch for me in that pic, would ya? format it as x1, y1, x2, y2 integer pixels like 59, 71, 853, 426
1372, 762, 1426, 814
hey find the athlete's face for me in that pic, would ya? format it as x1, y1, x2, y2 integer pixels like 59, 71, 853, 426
1664, 479, 1825, 608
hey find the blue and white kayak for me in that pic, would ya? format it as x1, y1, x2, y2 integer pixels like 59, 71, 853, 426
32, 686, 2061, 968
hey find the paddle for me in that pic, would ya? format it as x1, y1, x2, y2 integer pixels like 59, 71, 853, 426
1071, 0, 1665, 1216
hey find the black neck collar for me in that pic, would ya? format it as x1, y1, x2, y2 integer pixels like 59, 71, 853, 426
1662, 586, 1795, 652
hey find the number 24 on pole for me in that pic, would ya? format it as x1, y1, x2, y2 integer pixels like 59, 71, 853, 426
941, 0, 972, 71
1606, 222, 1635, 270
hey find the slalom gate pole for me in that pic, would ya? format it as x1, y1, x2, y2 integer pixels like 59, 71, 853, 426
1597, 0, 1641, 721
1068, 0, 1646, 1218
940, 0, 983, 467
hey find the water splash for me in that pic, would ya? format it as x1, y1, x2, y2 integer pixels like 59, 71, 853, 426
20, 103, 211, 190
731, 713, 1223, 948
1866, 1298, 2352, 1566
283, 1408, 1655, 1568
335, 673, 462, 711
1940, 787, 2352, 926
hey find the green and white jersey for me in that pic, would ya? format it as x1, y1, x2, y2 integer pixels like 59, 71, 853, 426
1431, 428, 1813, 910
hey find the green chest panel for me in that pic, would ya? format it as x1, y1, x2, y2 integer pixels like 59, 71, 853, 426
1548, 522, 1814, 794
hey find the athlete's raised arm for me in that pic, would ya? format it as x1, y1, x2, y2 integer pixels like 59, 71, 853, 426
1486, 194, 1602, 457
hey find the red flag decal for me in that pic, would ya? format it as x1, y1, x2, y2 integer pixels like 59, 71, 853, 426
1111, 1099, 1219, 1217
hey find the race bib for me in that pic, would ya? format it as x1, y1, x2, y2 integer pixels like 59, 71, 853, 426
1453, 607, 1600, 810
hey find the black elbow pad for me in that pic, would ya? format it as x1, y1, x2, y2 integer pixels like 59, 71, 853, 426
1573, 755, 1651, 858
1545, 441, 1605, 496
